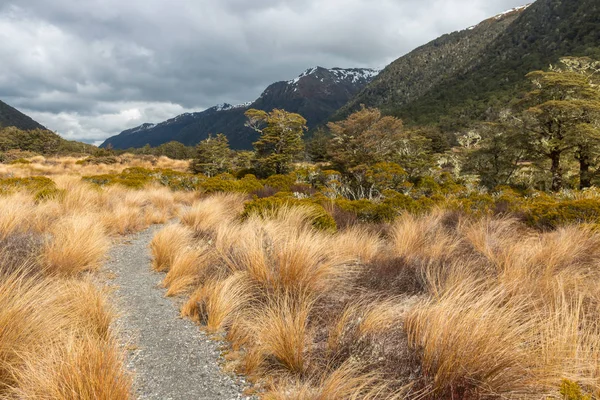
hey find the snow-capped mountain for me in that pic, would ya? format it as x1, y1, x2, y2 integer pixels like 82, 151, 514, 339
101, 67, 379, 150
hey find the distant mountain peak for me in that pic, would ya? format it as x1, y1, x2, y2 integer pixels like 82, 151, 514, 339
286, 66, 380, 86
211, 102, 253, 112
102, 65, 379, 150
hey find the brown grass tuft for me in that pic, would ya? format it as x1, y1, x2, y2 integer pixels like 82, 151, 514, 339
43, 214, 110, 276
150, 224, 194, 272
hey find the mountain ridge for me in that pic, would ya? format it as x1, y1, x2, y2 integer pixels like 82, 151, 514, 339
101, 66, 379, 149
343, 0, 600, 129
334, 5, 529, 120
0, 100, 47, 131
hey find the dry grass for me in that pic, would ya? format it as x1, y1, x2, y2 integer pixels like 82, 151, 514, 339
9, 335, 132, 400
0, 270, 130, 398
263, 362, 390, 400
0, 155, 198, 398
163, 243, 212, 296
179, 192, 246, 236
151, 198, 600, 398
150, 224, 194, 272
43, 214, 110, 275
251, 292, 314, 375
0, 194, 35, 240
181, 272, 254, 332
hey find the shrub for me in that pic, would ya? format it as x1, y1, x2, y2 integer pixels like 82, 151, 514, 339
263, 174, 296, 192
0, 176, 56, 195
242, 197, 337, 231
560, 379, 593, 400
80, 156, 119, 165
523, 198, 600, 229
200, 173, 263, 194
8, 158, 32, 165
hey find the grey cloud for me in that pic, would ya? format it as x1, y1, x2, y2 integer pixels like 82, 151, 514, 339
0, 0, 528, 142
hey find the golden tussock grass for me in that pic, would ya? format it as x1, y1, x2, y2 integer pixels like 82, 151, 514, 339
250, 292, 314, 375
179, 192, 246, 235
219, 215, 356, 294
43, 214, 110, 275
181, 272, 254, 333
101, 203, 149, 235
263, 362, 390, 400
150, 223, 194, 272
163, 243, 212, 296
9, 335, 132, 400
150, 200, 600, 398
0, 194, 36, 240
0, 269, 129, 398
391, 209, 463, 265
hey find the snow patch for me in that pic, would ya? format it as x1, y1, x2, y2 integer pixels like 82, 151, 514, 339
286, 67, 380, 86
130, 123, 156, 133
495, 3, 531, 19
213, 102, 252, 112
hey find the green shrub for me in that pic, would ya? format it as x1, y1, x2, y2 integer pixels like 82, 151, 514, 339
242, 196, 337, 232
80, 156, 119, 165
334, 191, 436, 223
34, 187, 66, 202
82, 173, 152, 189
0, 176, 56, 195
445, 193, 496, 217
523, 198, 600, 229
83, 167, 201, 191
559, 379, 592, 400
8, 158, 32, 165
157, 169, 202, 191
263, 174, 295, 191
200, 173, 263, 194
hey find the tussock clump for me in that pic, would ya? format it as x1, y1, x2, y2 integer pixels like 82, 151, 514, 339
0, 270, 127, 397
179, 192, 246, 236
391, 210, 463, 265
163, 243, 213, 296
181, 272, 254, 333
250, 292, 314, 375
0, 194, 35, 240
10, 335, 132, 400
263, 362, 389, 400
150, 224, 194, 272
43, 214, 110, 276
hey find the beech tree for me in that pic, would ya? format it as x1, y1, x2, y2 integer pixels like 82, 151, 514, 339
326, 107, 404, 171
191, 133, 232, 176
245, 108, 306, 176
521, 58, 600, 191
463, 119, 530, 189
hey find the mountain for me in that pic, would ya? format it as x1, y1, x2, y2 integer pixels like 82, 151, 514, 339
0, 100, 47, 131
101, 67, 379, 150
339, 0, 600, 129
335, 6, 527, 119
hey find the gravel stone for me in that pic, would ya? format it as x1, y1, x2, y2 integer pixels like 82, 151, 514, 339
104, 226, 250, 400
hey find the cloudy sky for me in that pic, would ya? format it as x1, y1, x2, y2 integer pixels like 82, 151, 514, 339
0, 0, 527, 144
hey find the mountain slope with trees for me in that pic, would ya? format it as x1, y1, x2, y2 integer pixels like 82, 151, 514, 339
335, 6, 527, 119
349, 0, 600, 129
0, 100, 47, 131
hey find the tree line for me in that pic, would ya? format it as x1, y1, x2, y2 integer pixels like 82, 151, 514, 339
190, 57, 600, 194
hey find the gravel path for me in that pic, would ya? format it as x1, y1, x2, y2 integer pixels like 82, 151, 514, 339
104, 225, 249, 400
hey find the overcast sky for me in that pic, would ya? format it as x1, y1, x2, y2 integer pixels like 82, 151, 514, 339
0, 0, 528, 144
